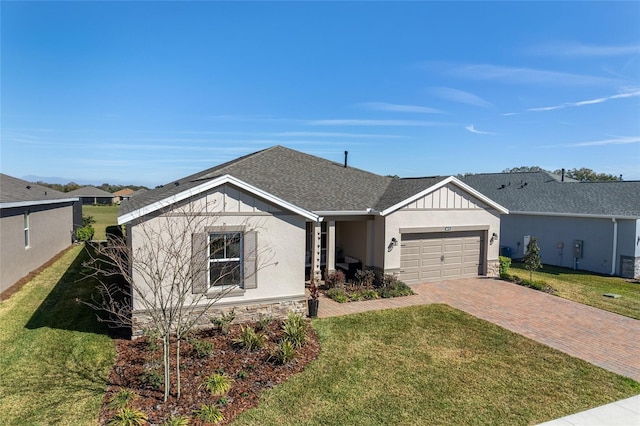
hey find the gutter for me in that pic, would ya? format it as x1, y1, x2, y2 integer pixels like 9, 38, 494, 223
509, 211, 639, 220
611, 218, 618, 276
0, 197, 79, 209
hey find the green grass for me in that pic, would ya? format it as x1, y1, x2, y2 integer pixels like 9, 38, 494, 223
0, 245, 115, 425
233, 305, 639, 426
510, 263, 640, 319
83, 204, 119, 241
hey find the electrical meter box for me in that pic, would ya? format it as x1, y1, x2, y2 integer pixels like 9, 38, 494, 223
573, 240, 584, 258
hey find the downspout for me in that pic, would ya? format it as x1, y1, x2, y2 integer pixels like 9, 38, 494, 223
611, 218, 617, 275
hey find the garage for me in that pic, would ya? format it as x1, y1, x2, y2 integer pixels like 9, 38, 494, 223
398, 231, 484, 284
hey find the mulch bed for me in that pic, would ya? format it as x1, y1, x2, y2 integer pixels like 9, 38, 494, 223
98, 319, 320, 425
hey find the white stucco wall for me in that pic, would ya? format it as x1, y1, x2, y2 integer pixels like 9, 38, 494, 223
128, 184, 306, 311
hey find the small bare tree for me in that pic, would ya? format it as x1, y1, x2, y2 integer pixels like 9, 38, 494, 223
83, 200, 272, 402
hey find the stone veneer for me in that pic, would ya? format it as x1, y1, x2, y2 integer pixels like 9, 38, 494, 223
620, 256, 640, 280
131, 298, 307, 339
486, 259, 500, 278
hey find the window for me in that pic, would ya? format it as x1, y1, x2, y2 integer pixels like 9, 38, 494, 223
24, 212, 30, 248
209, 232, 242, 287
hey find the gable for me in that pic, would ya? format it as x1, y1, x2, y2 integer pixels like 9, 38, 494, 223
401, 183, 488, 211
188, 184, 284, 215
380, 176, 508, 216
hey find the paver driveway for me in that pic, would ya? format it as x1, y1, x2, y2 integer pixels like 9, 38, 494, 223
317, 277, 640, 382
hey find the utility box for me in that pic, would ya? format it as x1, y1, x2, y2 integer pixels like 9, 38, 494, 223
573, 240, 584, 258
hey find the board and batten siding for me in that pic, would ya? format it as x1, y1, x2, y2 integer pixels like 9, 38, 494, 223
128, 184, 306, 311
401, 184, 489, 211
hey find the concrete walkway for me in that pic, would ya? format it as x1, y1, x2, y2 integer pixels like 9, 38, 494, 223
537, 394, 640, 426
317, 277, 640, 382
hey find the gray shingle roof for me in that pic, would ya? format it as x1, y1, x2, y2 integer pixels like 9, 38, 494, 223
66, 186, 114, 198
375, 177, 447, 211
0, 173, 73, 204
461, 172, 640, 217
121, 146, 453, 217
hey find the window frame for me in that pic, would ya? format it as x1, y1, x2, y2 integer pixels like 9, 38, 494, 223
24, 211, 30, 248
208, 231, 243, 288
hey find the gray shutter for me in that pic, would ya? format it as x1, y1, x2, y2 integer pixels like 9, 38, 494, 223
243, 231, 257, 289
192, 232, 208, 294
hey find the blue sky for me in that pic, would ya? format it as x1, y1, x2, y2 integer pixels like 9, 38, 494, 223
2, 2, 639, 187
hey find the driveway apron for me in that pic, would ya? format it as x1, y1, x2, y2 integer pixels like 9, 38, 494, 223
317, 277, 640, 382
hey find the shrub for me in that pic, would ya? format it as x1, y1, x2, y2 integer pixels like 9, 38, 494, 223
499, 256, 512, 279
190, 339, 214, 358
361, 289, 379, 300
108, 407, 148, 426
271, 339, 296, 364
256, 313, 274, 331
349, 291, 364, 301
216, 397, 228, 406
282, 313, 307, 348
108, 389, 137, 410
82, 215, 96, 227
236, 370, 248, 380
326, 287, 348, 303
233, 326, 268, 351
378, 276, 413, 298
162, 416, 191, 426
201, 373, 233, 396
76, 226, 95, 242
139, 369, 162, 390
354, 269, 375, 288
193, 404, 223, 424
325, 270, 346, 289
211, 309, 235, 334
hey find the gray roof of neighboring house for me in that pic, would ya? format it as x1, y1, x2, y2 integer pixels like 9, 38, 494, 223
66, 186, 114, 198
461, 172, 640, 218
121, 146, 455, 217
0, 173, 75, 205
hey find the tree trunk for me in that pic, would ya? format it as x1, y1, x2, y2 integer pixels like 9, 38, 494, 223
176, 338, 181, 399
163, 336, 170, 403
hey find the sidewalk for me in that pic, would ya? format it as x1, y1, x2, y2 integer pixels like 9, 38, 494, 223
537, 394, 639, 426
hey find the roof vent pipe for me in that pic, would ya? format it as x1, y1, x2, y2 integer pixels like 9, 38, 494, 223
344, 151, 348, 168
561, 168, 565, 182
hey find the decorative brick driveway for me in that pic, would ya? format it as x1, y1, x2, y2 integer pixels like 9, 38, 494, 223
317, 277, 640, 382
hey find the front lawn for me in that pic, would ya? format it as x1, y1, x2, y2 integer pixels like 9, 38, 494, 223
0, 245, 115, 425
510, 263, 640, 319
83, 204, 119, 241
234, 305, 639, 425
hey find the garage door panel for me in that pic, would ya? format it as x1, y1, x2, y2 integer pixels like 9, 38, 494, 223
399, 231, 484, 284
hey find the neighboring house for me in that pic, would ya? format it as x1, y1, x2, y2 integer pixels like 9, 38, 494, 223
120, 146, 507, 333
66, 186, 115, 205
113, 188, 135, 204
462, 172, 640, 279
0, 174, 78, 295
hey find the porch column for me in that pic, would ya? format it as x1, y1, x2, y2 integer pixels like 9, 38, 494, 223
311, 221, 322, 282
327, 221, 336, 275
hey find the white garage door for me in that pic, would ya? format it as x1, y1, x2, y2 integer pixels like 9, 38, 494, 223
399, 231, 484, 284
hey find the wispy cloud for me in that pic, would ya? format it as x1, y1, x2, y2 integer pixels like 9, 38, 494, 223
542, 136, 640, 148
357, 102, 444, 114
528, 89, 640, 112
429, 87, 492, 108
465, 124, 495, 135
451, 64, 617, 86
275, 131, 406, 139
501, 112, 519, 116
307, 119, 451, 127
526, 42, 640, 57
